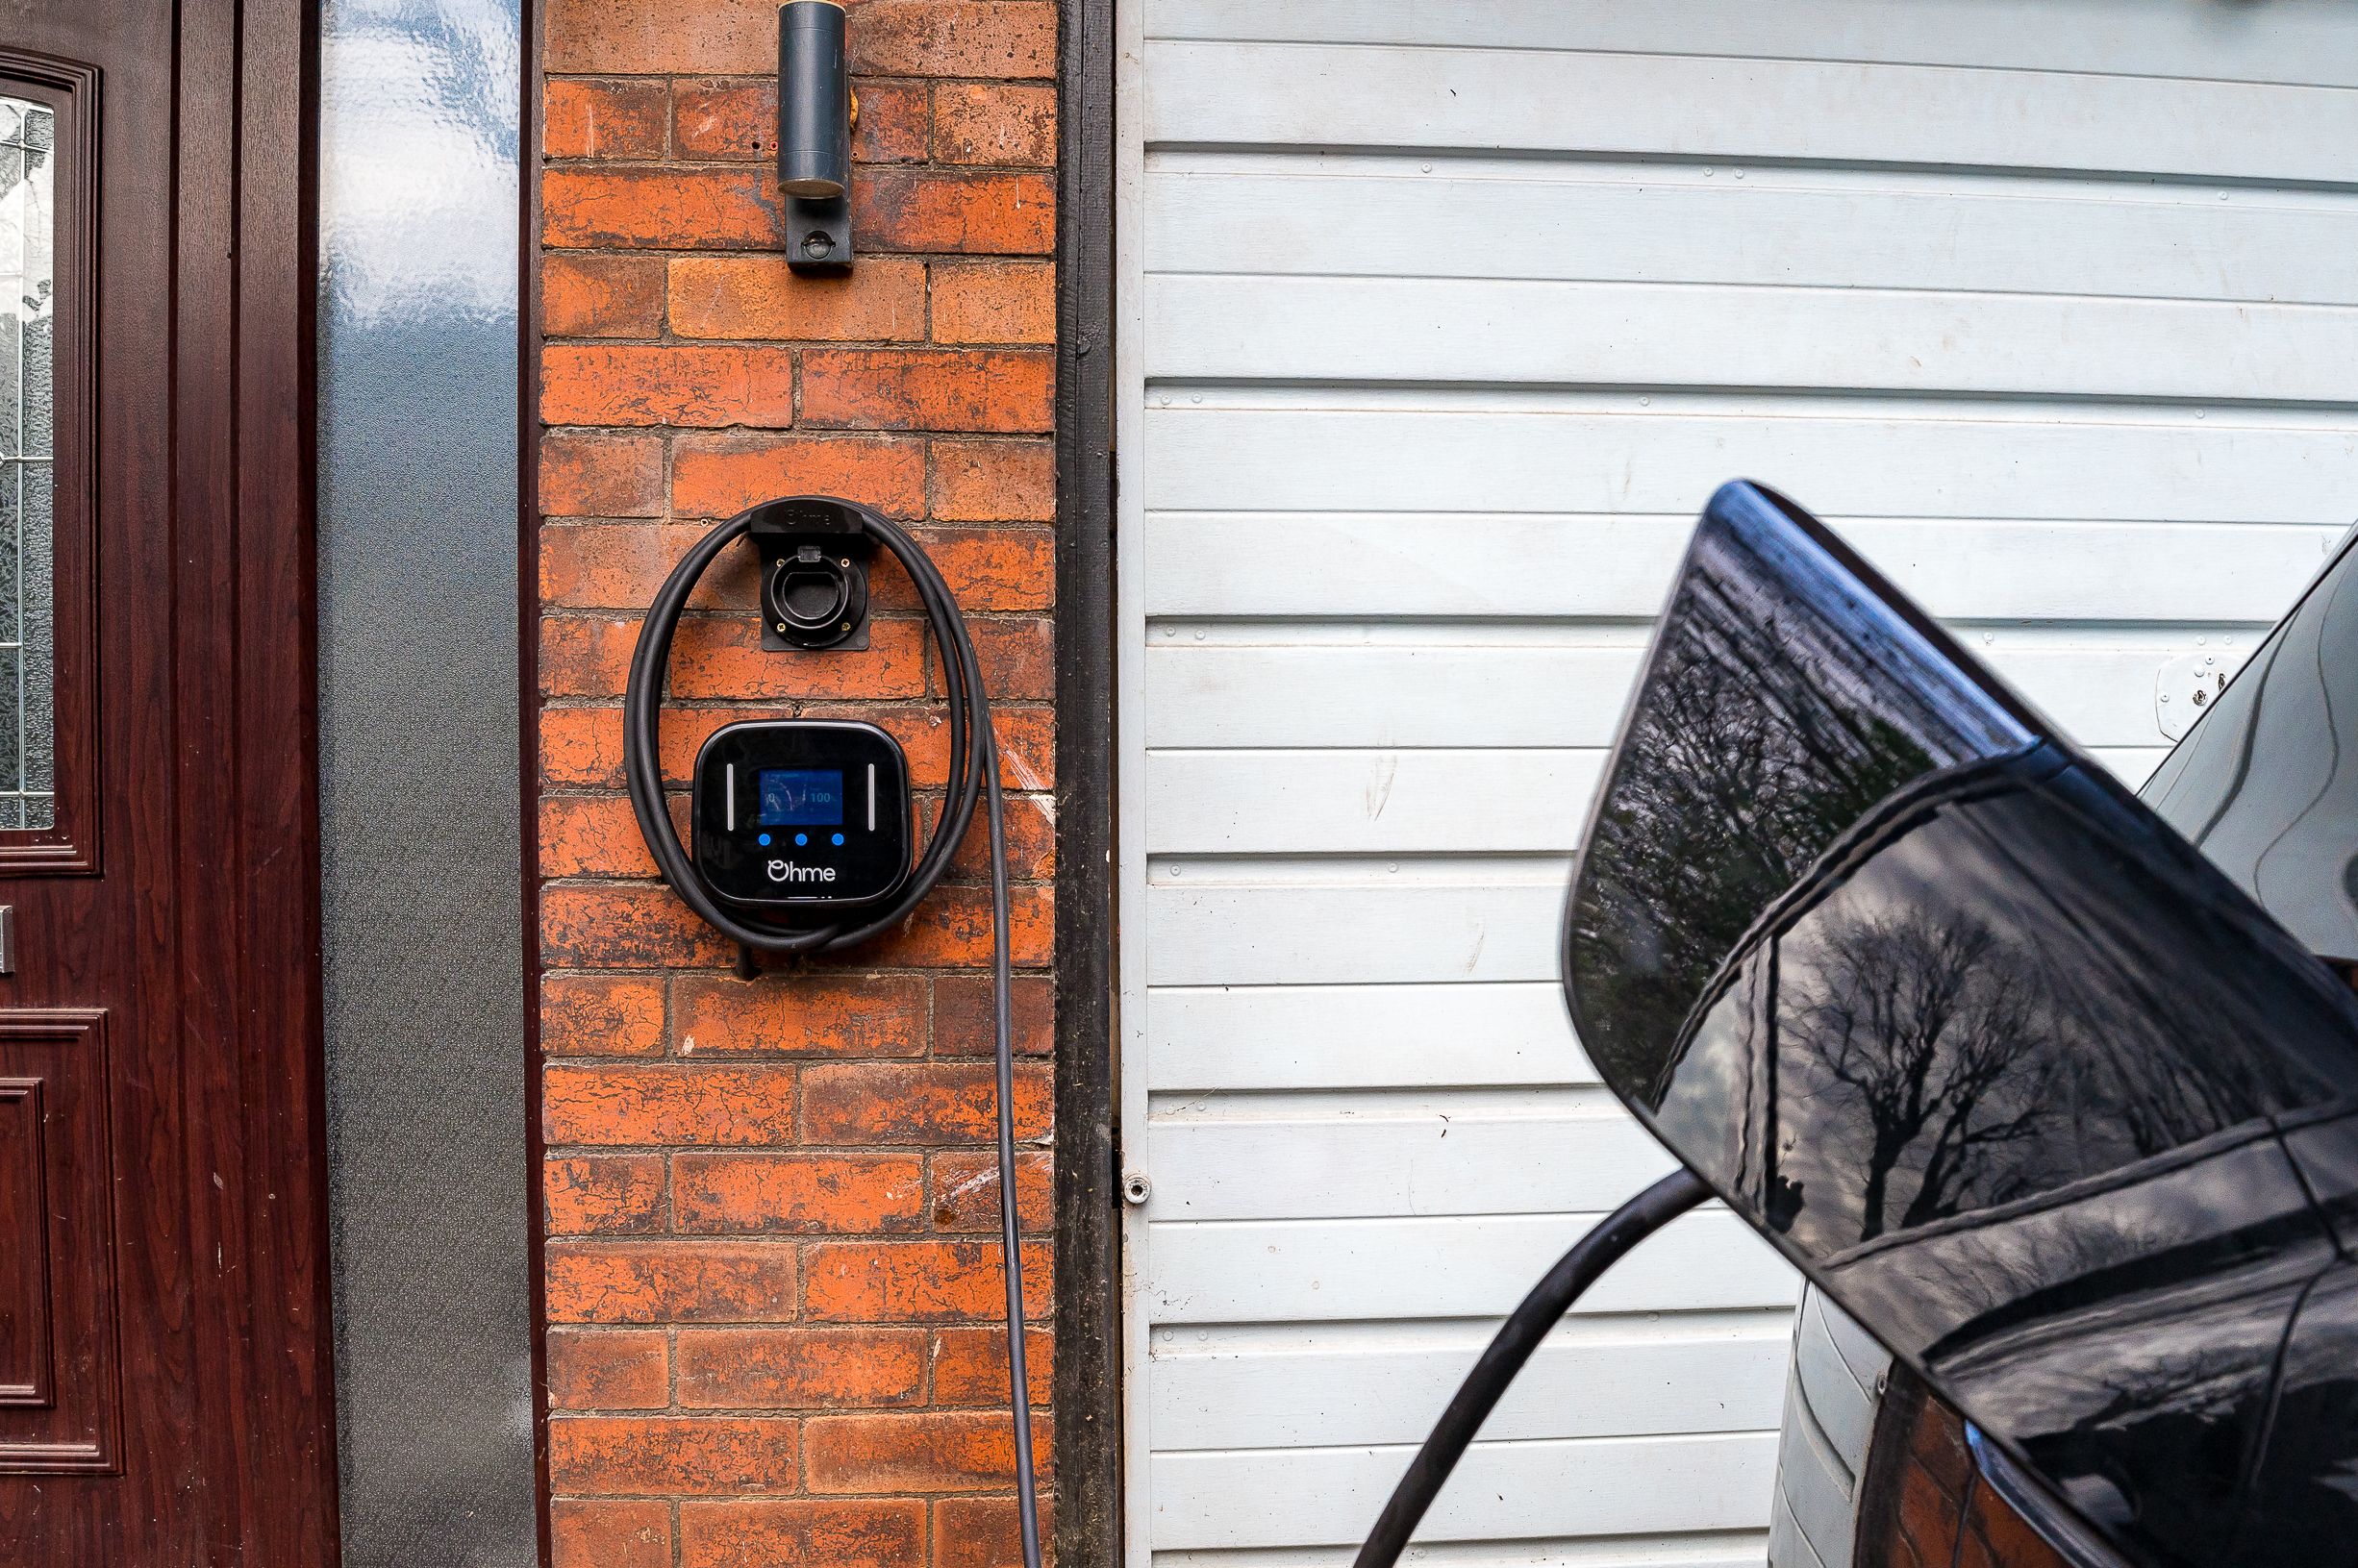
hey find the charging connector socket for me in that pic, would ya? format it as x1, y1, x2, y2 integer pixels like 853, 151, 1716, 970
749, 495, 875, 650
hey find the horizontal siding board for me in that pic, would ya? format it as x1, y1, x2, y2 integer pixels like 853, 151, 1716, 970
1144, 41, 2358, 184
1149, 1324, 1792, 1449
1146, 983, 1593, 1091
1142, 514, 2342, 624
1142, 643, 2244, 754
1145, 0, 2358, 87
1151, 1539, 1771, 1568
1143, 1106, 1674, 1220
1147, 873, 1567, 986
1148, 1431, 1781, 1549
1146, 276, 2358, 403
1144, 749, 1606, 855
1124, 10, 2348, 1562
1143, 743, 2170, 853
1143, 1209, 1800, 1324
1141, 402, 2358, 522
1146, 161, 2358, 306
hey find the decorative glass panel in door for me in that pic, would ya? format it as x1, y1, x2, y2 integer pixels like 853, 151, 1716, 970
0, 95, 54, 831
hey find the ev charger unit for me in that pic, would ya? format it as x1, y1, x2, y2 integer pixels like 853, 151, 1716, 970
621, 492, 1044, 1568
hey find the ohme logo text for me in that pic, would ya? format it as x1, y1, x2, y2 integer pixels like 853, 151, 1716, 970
765, 860, 838, 884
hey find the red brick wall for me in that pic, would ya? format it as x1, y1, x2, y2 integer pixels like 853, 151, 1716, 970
533, 4, 1060, 1563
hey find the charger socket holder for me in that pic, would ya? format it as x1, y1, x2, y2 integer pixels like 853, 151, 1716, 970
750, 495, 875, 651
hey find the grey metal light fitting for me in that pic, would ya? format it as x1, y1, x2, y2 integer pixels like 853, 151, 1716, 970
779, 0, 854, 271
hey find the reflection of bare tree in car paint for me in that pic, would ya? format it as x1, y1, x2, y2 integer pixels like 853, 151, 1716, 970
1777, 905, 2059, 1243
1567, 510, 2006, 1093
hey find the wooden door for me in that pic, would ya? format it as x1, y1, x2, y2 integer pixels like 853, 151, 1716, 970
0, 1, 337, 1562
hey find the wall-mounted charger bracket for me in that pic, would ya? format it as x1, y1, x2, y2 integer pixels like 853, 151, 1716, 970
749, 495, 875, 651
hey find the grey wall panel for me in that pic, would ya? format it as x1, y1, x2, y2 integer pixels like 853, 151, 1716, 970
317, 2, 534, 1563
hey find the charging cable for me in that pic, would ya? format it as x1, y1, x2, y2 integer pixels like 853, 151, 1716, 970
1351, 1168, 1710, 1567
622, 499, 1044, 1568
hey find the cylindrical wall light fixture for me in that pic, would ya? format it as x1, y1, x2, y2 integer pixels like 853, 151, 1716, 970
778, 0, 854, 270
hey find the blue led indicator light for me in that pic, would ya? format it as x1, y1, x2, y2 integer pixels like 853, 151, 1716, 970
832, 833, 845, 846
757, 833, 771, 846
795, 833, 808, 847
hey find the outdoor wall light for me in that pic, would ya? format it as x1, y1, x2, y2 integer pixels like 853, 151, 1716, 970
779, 0, 854, 271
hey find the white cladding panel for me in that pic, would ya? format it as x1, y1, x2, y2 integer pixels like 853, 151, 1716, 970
1116, 3, 2358, 1561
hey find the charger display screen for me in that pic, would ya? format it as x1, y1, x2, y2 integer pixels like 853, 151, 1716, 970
758, 768, 845, 826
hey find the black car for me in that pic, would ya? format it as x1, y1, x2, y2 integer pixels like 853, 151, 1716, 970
1561, 482, 2358, 1568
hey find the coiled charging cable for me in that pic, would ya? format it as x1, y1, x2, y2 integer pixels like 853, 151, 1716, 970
623, 499, 1043, 1568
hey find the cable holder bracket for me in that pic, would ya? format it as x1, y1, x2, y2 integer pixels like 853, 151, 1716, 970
749, 495, 876, 652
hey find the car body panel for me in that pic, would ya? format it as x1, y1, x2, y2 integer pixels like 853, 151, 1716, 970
1563, 482, 2358, 1567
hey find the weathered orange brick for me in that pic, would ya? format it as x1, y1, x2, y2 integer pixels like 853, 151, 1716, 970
542, 883, 736, 969
546, 1153, 669, 1235
930, 262, 1052, 346
802, 1239, 1051, 1323
677, 1327, 926, 1409
680, 1499, 926, 1568
542, 794, 663, 878
546, 1062, 800, 1145
673, 973, 926, 1058
927, 438, 1052, 522
543, 705, 628, 790
856, 170, 1053, 255
839, 883, 1053, 970
671, 617, 928, 700
927, 1150, 1051, 1235
547, 165, 782, 249
802, 1062, 1051, 1145
851, 527, 1050, 613
548, 1327, 671, 1409
651, 705, 800, 784
671, 256, 926, 342
546, 1239, 798, 1323
544, 253, 667, 338
674, 1153, 927, 1233
848, 2, 1056, 79
934, 1496, 1055, 1568
674, 77, 929, 163
551, 1499, 671, 1568
546, 0, 776, 74
541, 433, 665, 519
541, 523, 699, 610
928, 790, 1056, 884
544, 973, 666, 1058
541, 615, 640, 698
931, 974, 1051, 1059
543, 343, 796, 428
672, 432, 927, 519
546, 78, 669, 160
853, 79, 936, 163
804, 1409, 1051, 1493
931, 1326, 1052, 1406
956, 616, 1054, 700
803, 350, 1050, 434
934, 84, 1055, 166
549, 1414, 801, 1495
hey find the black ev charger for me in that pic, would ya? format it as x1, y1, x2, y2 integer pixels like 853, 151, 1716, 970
623, 494, 1042, 1568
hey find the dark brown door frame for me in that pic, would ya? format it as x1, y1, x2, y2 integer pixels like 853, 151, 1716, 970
0, 0, 337, 1559
1051, 0, 1120, 1562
